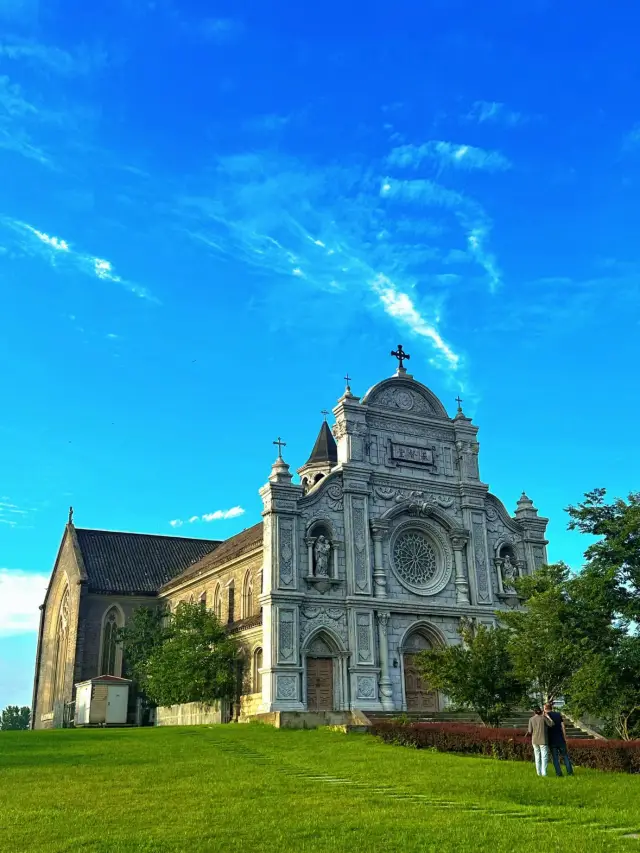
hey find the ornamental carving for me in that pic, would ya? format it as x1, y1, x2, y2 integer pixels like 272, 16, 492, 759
389, 521, 453, 597
279, 520, 294, 587
278, 610, 295, 662
352, 502, 368, 592
373, 486, 455, 510
356, 675, 376, 700
300, 607, 348, 644
376, 611, 390, 634
370, 387, 435, 415
356, 613, 373, 663
393, 531, 437, 588
472, 516, 490, 603
276, 675, 298, 700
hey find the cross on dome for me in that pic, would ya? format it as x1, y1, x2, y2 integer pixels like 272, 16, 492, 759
273, 436, 286, 459
391, 344, 410, 371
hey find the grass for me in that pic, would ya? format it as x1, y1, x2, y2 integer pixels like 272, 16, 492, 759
1, 725, 639, 853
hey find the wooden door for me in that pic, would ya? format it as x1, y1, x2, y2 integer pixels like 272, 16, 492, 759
403, 654, 438, 712
307, 658, 334, 711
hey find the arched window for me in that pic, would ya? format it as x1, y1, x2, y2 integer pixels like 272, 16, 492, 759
227, 581, 235, 624
253, 647, 263, 693
100, 606, 123, 676
199, 591, 207, 607
242, 571, 254, 619
49, 587, 70, 711
213, 584, 222, 621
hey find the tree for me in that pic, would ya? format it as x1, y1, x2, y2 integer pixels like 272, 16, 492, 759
568, 636, 640, 741
566, 488, 640, 623
1, 706, 30, 730
141, 602, 242, 708
499, 562, 617, 703
416, 622, 527, 726
117, 605, 166, 695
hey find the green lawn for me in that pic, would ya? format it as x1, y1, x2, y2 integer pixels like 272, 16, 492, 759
1, 725, 639, 853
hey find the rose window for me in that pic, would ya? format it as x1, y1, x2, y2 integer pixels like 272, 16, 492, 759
392, 531, 438, 588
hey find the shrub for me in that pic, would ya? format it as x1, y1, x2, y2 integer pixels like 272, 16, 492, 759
370, 721, 640, 773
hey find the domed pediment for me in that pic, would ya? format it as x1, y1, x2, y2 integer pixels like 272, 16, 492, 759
362, 377, 449, 419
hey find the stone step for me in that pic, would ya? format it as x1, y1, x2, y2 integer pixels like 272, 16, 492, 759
367, 710, 597, 739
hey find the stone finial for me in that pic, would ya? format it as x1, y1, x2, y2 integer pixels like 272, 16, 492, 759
269, 456, 293, 484
515, 491, 539, 519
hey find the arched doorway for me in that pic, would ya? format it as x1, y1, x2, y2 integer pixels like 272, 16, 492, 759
306, 634, 334, 711
303, 629, 348, 712
402, 630, 440, 712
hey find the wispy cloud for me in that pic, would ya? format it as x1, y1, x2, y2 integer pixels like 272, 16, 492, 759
0, 38, 107, 76
1, 219, 156, 301
0, 569, 48, 635
169, 506, 245, 528
371, 274, 459, 367
0, 499, 30, 528
465, 100, 528, 127
622, 123, 640, 152
388, 141, 511, 172
199, 18, 244, 43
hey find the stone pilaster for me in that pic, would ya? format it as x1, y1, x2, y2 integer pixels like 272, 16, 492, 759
376, 611, 394, 711
450, 531, 470, 605
370, 519, 390, 598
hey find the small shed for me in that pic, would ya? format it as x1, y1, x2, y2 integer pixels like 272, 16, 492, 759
74, 675, 132, 727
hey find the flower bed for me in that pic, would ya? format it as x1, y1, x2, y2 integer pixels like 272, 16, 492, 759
370, 720, 640, 773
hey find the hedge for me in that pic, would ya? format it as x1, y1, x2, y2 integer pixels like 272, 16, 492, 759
370, 721, 640, 773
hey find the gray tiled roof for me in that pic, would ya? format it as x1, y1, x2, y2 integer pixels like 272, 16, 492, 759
160, 522, 263, 592
74, 528, 222, 595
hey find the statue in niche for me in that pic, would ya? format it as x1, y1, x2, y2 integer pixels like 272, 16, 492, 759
314, 535, 331, 578
501, 554, 518, 591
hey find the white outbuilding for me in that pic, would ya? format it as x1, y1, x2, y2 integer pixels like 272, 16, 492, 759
74, 675, 131, 727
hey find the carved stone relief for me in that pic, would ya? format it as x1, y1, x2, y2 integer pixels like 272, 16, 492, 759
356, 612, 373, 664
352, 499, 369, 592
276, 675, 298, 700
356, 675, 377, 700
278, 609, 295, 663
278, 519, 294, 588
300, 606, 348, 645
370, 387, 435, 415
471, 514, 490, 604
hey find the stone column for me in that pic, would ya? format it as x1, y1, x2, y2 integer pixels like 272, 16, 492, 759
305, 536, 314, 577
376, 611, 394, 711
370, 520, 389, 599
451, 533, 470, 605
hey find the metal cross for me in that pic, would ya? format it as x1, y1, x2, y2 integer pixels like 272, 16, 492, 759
273, 436, 286, 459
455, 395, 463, 411
321, 409, 329, 421
344, 373, 351, 386
68, 506, 74, 525
391, 344, 410, 369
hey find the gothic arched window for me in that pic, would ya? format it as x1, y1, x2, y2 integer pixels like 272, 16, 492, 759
49, 587, 70, 710
242, 571, 253, 619
100, 606, 123, 676
227, 581, 235, 624
253, 647, 263, 693
213, 584, 222, 621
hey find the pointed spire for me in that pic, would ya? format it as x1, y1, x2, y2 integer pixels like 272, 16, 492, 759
305, 420, 338, 466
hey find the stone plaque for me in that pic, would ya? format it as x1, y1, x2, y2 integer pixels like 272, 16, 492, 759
390, 442, 434, 466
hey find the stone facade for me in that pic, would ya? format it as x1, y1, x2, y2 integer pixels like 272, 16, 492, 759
257, 365, 548, 716
32, 360, 548, 727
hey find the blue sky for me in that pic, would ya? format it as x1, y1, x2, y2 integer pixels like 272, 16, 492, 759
1, 0, 639, 708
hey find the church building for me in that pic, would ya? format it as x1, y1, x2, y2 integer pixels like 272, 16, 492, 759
32, 349, 549, 729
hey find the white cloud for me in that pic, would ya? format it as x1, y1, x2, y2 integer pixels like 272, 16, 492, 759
388, 141, 511, 172
0, 569, 48, 635
465, 100, 527, 127
1, 220, 156, 302
371, 274, 460, 368
623, 123, 640, 152
170, 506, 246, 527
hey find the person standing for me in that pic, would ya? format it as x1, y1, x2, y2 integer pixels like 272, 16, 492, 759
527, 706, 554, 776
544, 702, 574, 777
